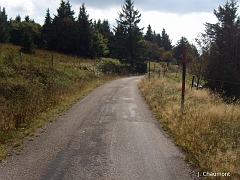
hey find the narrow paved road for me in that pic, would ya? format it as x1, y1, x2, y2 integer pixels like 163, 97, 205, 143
0, 76, 192, 180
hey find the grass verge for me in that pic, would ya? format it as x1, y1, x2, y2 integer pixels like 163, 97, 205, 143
138, 73, 240, 180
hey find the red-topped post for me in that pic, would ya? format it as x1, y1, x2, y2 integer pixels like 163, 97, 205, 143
181, 46, 186, 114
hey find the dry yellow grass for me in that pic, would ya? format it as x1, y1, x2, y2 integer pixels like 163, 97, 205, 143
138, 75, 240, 179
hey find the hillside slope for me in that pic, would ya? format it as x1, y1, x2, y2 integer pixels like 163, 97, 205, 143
0, 44, 118, 160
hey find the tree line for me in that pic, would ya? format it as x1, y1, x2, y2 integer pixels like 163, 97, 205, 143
0, 0, 183, 73
0, 1, 160, 72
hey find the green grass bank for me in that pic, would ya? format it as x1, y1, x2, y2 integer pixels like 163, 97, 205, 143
0, 43, 121, 160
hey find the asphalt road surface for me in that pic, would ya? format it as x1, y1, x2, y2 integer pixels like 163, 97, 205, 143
0, 76, 193, 180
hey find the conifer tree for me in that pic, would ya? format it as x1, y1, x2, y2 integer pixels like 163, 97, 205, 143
42, 8, 52, 34
204, 0, 240, 97
50, 0, 76, 53
0, 7, 10, 43
173, 36, 189, 63
54, 0, 74, 22
155, 33, 162, 47
77, 3, 92, 57
9, 18, 22, 45
114, 0, 147, 73
24, 15, 30, 22
42, 8, 52, 49
161, 28, 172, 51
21, 26, 35, 54
15, 15, 21, 22
101, 20, 112, 39
91, 30, 109, 58
145, 24, 153, 42
93, 19, 113, 57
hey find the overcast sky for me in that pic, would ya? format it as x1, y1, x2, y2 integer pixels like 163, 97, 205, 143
1, 0, 240, 45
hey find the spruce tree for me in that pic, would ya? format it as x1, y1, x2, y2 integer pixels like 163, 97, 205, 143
15, 15, 21, 22
54, 0, 74, 22
93, 19, 112, 57
101, 20, 112, 39
173, 37, 189, 63
9, 18, 22, 45
42, 8, 52, 49
204, 0, 240, 97
155, 33, 162, 47
145, 24, 153, 42
50, 0, 76, 53
21, 26, 35, 54
91, 30, 109, 58
42, 8, 52, 34
24, 15, 30, 22
0, 7, 10, 43
114, 0, 147, 73
77, 3, 92, 57
161, 28, 172, 51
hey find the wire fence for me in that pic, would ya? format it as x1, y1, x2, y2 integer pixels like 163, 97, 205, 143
206, 79, 240, 85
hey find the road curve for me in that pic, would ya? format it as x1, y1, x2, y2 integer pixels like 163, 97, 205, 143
0, 76, 193, 180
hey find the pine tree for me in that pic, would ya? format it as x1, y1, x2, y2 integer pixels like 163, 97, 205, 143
15, 15, 21, 22
91, 30, 109, 58
0, 7, 10, 43
145, 24, 153, 42
21, 26, 35, 54
24, 15, 30, 22
155, 33, 162, 47
114, 0, 147, 73
93, 19, 113, 57
42, 8, 52, 49
113, 25, 128, 62
77, 3, 92, 57
42, 8, 52, 34
50, 0, 76, 53
54, 0, 74, 22
204, 0, 240, 97
173, 36, 189, 63
9, 18, 22, 45
161, 28, 172, 51
101, 20, 112, 39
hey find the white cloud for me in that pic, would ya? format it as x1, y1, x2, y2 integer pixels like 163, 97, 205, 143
71, 0, 229, 15
1, 0, 35, 16
80, 7, 119, 28
120, 10, 218, 45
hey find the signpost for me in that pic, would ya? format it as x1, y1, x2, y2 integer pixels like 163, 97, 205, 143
181, 47, 186, 114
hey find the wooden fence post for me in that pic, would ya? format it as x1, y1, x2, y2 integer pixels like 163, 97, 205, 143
20, 52, 23, 63
52, 56, 54, 69
191, 75, 195, 90
148, 59, 151, 80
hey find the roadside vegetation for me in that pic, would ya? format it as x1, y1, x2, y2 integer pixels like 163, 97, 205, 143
0, 43, 122, 160
1, 1, 240, 176
139, 65, 240, 179
139, 2, 240, 178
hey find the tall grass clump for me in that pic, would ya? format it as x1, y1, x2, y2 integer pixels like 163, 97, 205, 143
139, 74, 240, 179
